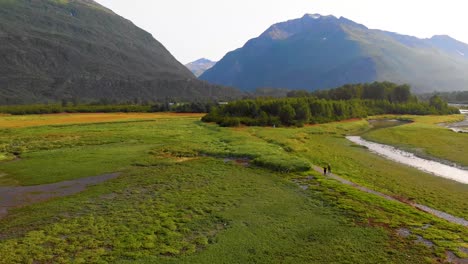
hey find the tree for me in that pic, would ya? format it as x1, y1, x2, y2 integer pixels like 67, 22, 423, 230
279, 104, 296, 126
391, 85, 411, 103
287, 90, 310, 98
294, 101, 311, 124
258, 111, 270, 126
429, 95, 447, 112
363, 82, 387, 100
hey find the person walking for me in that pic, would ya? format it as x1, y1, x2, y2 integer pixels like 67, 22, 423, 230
323, 166, 327, 175
327, 164, 331, 174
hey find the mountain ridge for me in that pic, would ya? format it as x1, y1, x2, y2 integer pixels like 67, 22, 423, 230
200, 14, 468, 93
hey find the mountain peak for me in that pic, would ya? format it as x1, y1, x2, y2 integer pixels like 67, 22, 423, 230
302, 13, 338, 20
260, 13, 345, 41
431, 35, 453, 40
192, 58, 215, 64
306, 13, 322, 19
428, 35, 468, 58
185, 58, 217, 77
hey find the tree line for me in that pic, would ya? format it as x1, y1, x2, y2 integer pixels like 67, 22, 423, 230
202, 82, 459, 127
288, 82, 415, 103
0, 102, 218, 115
418, 91, 468, 104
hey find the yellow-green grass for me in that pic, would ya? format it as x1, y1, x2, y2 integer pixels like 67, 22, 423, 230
362, 115, 468, 166
0, 113, 467, 262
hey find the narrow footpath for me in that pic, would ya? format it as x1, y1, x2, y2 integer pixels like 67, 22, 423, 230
311, 165, 468, 227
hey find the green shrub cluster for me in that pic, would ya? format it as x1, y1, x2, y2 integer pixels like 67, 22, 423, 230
203, 83, 458, 127
252, 155, 310, 173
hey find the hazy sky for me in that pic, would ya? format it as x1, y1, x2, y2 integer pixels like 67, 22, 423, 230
95, 0, 468, 64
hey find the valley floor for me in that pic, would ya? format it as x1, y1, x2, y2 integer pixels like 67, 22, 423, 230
0, 113, 466, 263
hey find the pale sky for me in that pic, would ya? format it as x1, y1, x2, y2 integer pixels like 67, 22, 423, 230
95, 0, 468, 64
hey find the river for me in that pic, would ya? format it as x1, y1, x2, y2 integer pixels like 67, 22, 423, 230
346, 136, 468, 184
444, 109, 468, 133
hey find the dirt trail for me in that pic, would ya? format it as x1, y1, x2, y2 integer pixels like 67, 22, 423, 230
0, 173, 120, 219
311, 166, 468, 227
305, 166, 468, 263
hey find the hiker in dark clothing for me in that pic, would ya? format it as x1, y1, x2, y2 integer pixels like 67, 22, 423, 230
323, 166, 327, 175
327, 164, 331, 174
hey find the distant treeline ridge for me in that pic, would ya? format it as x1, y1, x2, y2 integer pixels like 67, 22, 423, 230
418, 91, 468, 104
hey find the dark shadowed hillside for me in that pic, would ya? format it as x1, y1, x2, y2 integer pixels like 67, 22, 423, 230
200, 14, 468, 93
0, 0, 240, 104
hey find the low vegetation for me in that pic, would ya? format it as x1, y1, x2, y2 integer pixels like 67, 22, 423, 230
0, 113, 466, 263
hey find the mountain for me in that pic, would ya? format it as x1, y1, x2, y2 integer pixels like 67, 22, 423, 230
427, 35, 468, 59
0, 0, 240, 104
185, 58, 217, 77
200, 14, 468, 93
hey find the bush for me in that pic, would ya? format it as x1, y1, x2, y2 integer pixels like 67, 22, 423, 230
219, 117, 240, 127
252, 156, 311, 173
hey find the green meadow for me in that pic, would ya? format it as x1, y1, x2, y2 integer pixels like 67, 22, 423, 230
0, 113, 466, 263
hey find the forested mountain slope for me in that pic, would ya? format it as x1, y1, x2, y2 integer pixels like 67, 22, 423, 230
0, 0, 240, 104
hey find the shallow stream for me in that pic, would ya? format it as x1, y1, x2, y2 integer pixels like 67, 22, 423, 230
347, 136, 468, 184
445, 109, 468, 133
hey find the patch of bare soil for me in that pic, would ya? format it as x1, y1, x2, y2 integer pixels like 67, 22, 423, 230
0, 173, 120, 218
223, 157, 251, 167
446, 251, 468, 264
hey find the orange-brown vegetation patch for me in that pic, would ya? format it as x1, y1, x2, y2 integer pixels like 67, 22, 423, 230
0, 113, 204, 128
174, 157, 198, 163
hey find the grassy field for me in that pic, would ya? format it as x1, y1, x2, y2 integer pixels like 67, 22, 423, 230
0, 113, 466, 263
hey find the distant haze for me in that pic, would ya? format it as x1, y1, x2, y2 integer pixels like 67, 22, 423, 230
95, 0, 468, 64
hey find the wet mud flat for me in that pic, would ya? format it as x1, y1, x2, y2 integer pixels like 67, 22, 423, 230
0, 173, 120, 218
367, 119, 412, 130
